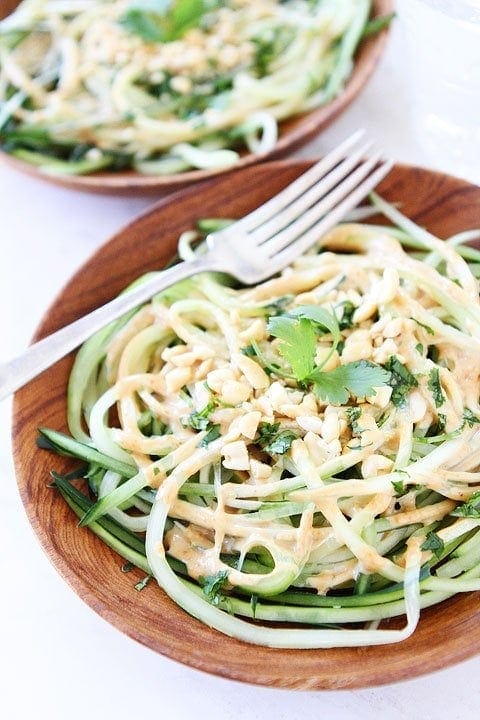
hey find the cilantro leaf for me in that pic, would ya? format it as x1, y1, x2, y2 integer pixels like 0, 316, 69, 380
267, 308, 388, 404
421, 531, 444, 559
199, 570, 229, 605
267, 305, 340, 381
288, 305, 340, 344
267, 315, 316, 381
451, 491, 480, 519
428, 367, 445, 408
120, 0, 211, 43
120, 6, 166, 42
311, 360, 391, 405
384, 355, 418, 407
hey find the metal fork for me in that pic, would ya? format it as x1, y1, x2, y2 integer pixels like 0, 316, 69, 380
0, 130, 392, 400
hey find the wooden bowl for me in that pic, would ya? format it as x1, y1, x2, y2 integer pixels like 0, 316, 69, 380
0, 0, 392, 195
12, 160, 480, 689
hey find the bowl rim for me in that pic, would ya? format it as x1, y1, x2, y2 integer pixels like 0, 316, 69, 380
12, 158, 480, 690
0, 0, 393, 195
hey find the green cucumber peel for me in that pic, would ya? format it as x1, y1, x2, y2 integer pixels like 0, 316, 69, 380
38, 428, 137, 477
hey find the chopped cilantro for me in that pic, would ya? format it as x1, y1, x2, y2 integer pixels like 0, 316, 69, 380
463, 409, 480, 427
311, 360, 391, 405
416, 417, 462, 444
255, 422, 296, 455
256, 421, 280, 445
261, 295, 293, 317
411, 317, 434, 335
346, 406, 362, 434
384, 355, 418, 407
428, 367, 445, 407
184, 401, 215, 431
263, 430, 297, 455
421, 531, 444, 559
392, 479, 408, 497
429, 413, 447, 436
252, 30, 279, 77
451, 491, 480, 519
200, 569, 229, 605
415, 342, 424, 355
241, 344, 256, 357
437, 413, 447, 432
377, 411, 389, 428
199, 424, 221, 447
338, 301, 356, 330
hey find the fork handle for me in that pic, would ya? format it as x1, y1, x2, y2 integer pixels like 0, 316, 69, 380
0, 254, 219, 401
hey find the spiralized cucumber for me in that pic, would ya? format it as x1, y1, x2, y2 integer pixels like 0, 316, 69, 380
40, 196, 480, 647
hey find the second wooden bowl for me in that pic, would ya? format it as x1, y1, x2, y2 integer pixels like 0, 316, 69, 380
0, 0, 393, 194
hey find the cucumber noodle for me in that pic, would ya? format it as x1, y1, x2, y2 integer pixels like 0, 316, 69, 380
0, 0, 370, 175
41, 196, 480, 648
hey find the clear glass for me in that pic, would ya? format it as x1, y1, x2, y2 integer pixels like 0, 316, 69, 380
398, 0, 480, 184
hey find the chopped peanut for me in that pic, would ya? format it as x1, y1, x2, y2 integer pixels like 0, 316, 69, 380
222, 440, 250, 471
221, 380, 251, 405
235, 353, 270, 389
249, 458, 272, 482
165, 367, 192, 394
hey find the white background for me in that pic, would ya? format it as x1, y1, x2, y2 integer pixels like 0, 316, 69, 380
1, 17, 479, 720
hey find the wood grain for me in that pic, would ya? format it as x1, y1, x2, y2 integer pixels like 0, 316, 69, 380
12, 161, 480, 689
0, 0, 393, 195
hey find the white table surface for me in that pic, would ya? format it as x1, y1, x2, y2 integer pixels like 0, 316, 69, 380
1, 19, 479, 720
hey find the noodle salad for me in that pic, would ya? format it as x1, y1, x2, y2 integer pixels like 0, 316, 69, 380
39, 195, 480, 648
0, 0, 384, 175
